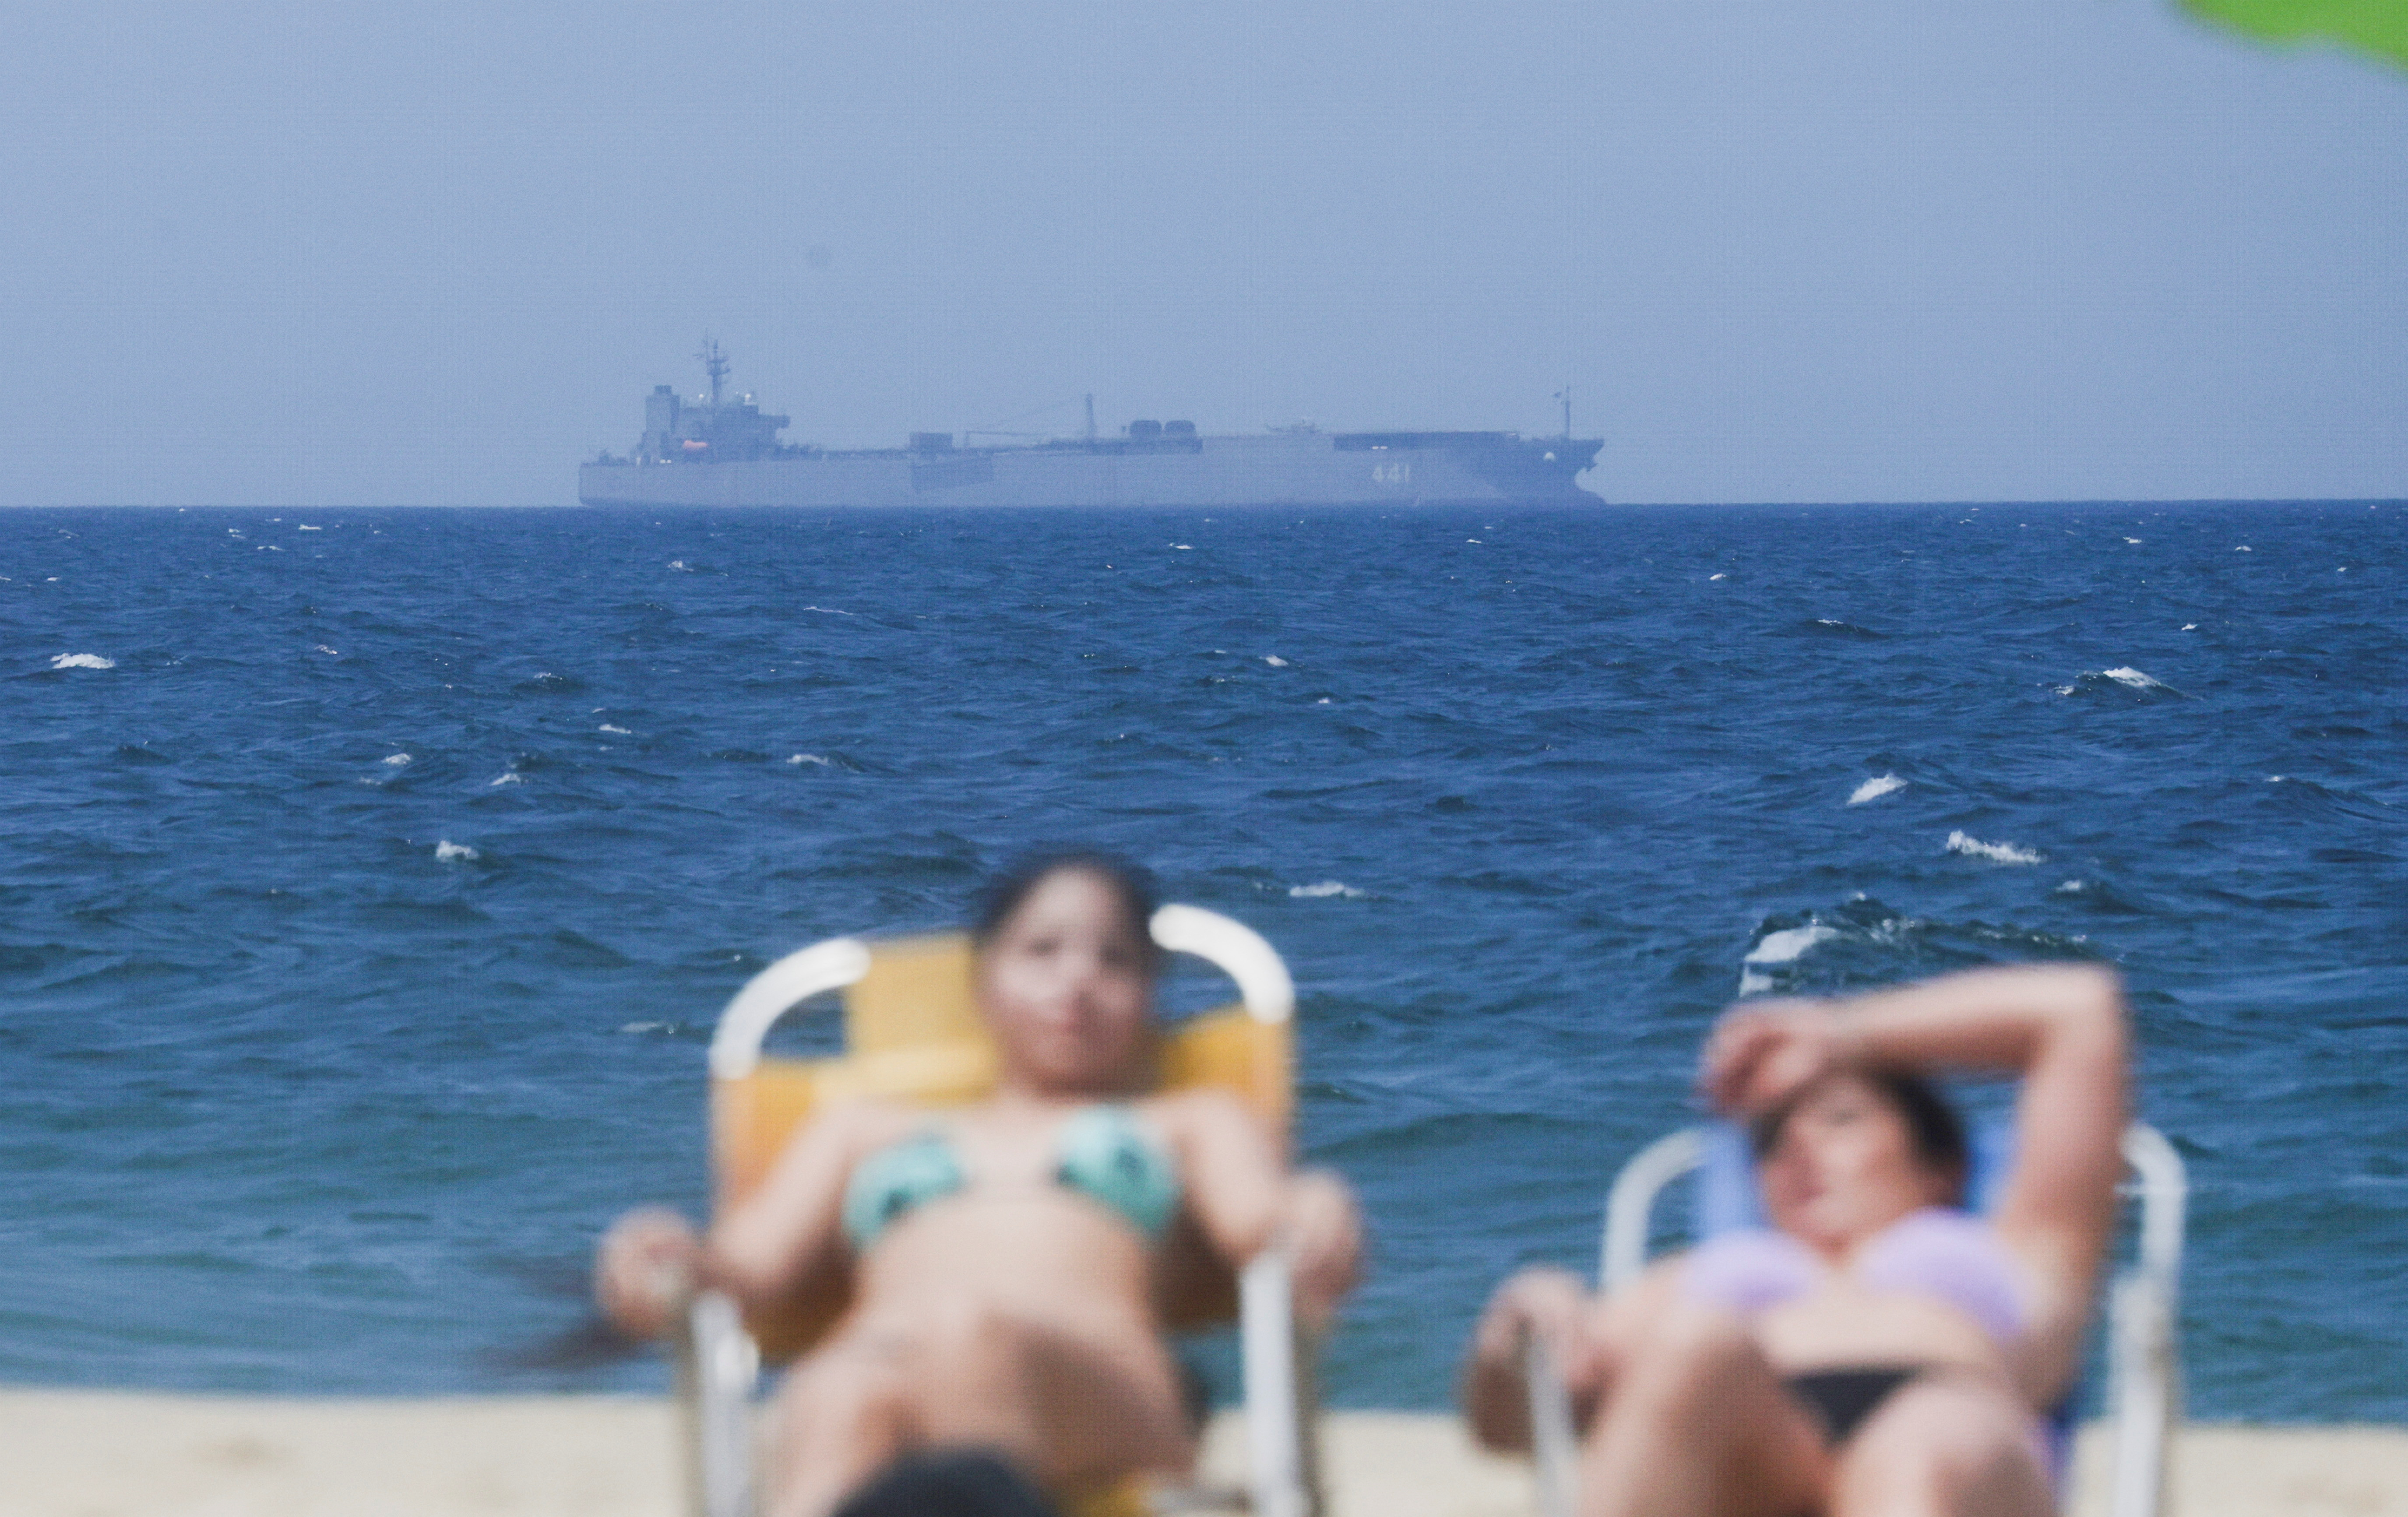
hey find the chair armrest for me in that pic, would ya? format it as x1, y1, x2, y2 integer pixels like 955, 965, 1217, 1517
1523, 1333, 1581, 1517
1241, 1249, 1313, 1517
679, 1289, 761, 1517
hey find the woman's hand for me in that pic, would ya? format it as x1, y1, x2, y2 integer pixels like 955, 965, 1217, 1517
1470, 1267, 1603, 1399
595, 1207, 703, 1341
1699, 997, 1848, 1117
1461, 1266, 1606, 1450
1283, 1169, 1363, 1333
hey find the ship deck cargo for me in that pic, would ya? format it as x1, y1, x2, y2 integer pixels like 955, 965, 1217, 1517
579, 344, 1603, 508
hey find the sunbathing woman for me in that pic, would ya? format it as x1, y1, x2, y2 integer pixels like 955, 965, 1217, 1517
596, 853, 1362, 1517
1462, 963, 2128, 1517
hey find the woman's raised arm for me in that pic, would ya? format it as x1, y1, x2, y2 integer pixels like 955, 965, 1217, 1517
1705, 964, 2128, 1327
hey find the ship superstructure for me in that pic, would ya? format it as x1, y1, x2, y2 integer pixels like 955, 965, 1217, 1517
581, 344, 1603, 508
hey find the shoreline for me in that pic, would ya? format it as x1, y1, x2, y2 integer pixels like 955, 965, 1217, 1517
3, 1391, 2404, 1517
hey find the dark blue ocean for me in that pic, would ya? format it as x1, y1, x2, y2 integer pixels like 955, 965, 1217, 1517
3, 502, 2403, 1420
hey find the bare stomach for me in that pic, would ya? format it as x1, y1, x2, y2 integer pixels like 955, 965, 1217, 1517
846, 1188, 1165, 1336
1751, 1283, 2012, 1380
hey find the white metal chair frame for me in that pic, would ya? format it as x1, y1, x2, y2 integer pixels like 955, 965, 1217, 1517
679, 905, 1320, 1517
1525, 1123, 2186, 1517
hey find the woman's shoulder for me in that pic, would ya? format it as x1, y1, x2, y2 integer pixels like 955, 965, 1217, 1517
806, 1095, 928, 1156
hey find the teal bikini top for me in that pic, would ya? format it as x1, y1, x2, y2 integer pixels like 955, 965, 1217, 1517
840, 1104, 1185, 1253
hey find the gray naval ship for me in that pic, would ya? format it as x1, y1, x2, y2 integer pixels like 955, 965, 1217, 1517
579, 342, 1603, 508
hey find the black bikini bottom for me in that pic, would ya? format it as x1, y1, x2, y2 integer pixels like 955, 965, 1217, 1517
833, 1449, 1060, 1517
1782, 1366, 1926, 1447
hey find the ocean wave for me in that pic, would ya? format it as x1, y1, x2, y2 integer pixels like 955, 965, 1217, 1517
50, 653, 115, 670
1288, 880, 1365, 899
434, 840, 479, 862
1744, 923, 1841, 966
1848, 774, 1907, 806
2057, 666, 2184, 699
786, 753, 834, 766
2103, 666, 2171, 691
598, 724, 631, 735
382, 753, 412, 766
314, 644, 340, 656
1738, 896, 2101, 998
1947, 830, 2044, 865
1801, 617, 1887, 641
1264, 655, 1288, 667
1737, 922, 1841, 993
488, 771, 524, 787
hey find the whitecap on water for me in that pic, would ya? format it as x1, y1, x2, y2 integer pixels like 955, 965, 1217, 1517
1946, 831, 2043, 865
2102, 666, 2169, 691
50, 653, 115, 670
1288, 880, 1364, 899
1264, 655, 1288, 667
435, 840, 479, 862
314, 645, 339, 656
382, 753, 412, 766
489, 771, 524, 787
2060, 666, 2180, 697
1737, 923, 1841, 995
297, 524, 322, 531
1709, 573, 1727, 581
598, 724, 631, 735
1743, 923, 1840, 966
1848, 774, 1907, 806
786, 753, 833, 766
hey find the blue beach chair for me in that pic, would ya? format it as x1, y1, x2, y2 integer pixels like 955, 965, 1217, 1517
1522, 1118, 2187, 1517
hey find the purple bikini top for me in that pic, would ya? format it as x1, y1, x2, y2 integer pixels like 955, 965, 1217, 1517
1682, 1207, 2029, 1345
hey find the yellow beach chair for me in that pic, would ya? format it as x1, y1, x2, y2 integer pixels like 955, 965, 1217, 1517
678, 904, 1320, 1517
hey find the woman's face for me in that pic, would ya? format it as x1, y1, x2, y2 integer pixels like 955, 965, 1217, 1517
1756, 1073, 1957, 1254
976, 868, 1155, 1093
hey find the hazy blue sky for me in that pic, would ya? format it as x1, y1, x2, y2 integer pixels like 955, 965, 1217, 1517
4, 1, 2403, 506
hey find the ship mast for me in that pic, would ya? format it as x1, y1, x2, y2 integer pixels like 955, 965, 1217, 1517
697, 336, 731, 407
1555, 385, 1572, 441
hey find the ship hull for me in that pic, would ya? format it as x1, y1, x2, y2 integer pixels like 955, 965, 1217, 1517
579, 430, 1602, 508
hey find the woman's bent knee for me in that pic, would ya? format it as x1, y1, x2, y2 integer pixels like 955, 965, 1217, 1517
1620, 1303, 1764, 1404
778, 1344, 916, 1438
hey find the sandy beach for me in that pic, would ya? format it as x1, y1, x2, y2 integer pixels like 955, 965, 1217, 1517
2, 1392, 2402, 1517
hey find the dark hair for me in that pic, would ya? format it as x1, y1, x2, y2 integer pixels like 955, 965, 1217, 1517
1749, 1069, 1970, 1200
973, 849, 1161, 964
